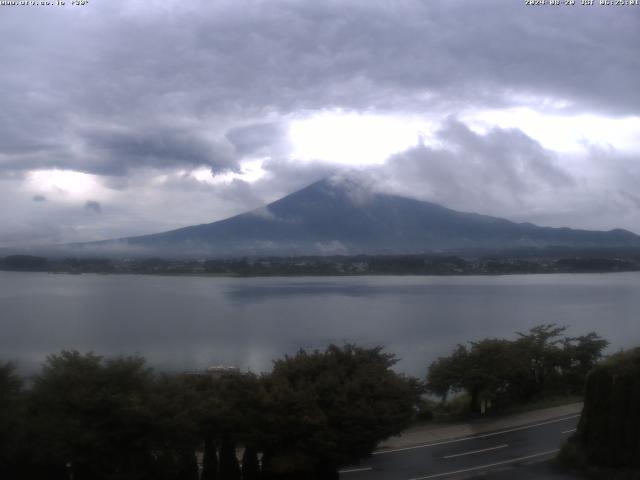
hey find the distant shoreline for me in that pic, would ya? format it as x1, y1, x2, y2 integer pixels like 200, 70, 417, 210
2, 252, 640, 277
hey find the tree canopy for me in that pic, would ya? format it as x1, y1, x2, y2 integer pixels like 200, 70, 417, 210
261, 345, 420, 478
0, 345, 420, 480
426, 325, 609, 414
574, 348, 640, 470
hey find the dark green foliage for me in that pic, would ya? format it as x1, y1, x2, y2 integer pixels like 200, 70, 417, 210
427, 339, 529, 413
0, 362, 25, 479
24, 351, 159, 479
192, 371, 265, 479
201, 436, 219, 480
414, 398, 435, 422
241, 446, 260, 480
427, 325, 609, 414
262, 344, 421, 478
578, 366, 613, 465
198, 372, 264, 444
13, 351, 203, 480
574, 348, 640, 470
1, 345, 420, 479
219, 437, 241, 480
0, 362, 22, 399
175, 450, 199, 480
515, 324, 568, 392
148, 374, 201, 467
561, 332, 610, 392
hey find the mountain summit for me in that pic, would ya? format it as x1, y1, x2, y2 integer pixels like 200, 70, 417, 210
79, 177, 640, 257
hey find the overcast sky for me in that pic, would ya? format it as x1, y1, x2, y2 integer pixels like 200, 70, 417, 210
1, 0, 639, 246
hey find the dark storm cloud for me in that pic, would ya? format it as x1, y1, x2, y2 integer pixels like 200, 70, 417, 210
79, 126, 238, 176
163, 0, 637, 114
0, 1, 637, 177
0, 123, 239, 177
226, 122, 290, 158
84, 200, 102, 214
160, 174, 265, 211
131, 0, 635, 116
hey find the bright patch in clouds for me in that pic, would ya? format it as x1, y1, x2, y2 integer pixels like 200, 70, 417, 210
288, 108, 640, 169
28, 170, 103, 198
191, 159, 266, 184
288, 111, 435, 166
463, 108, 640, 153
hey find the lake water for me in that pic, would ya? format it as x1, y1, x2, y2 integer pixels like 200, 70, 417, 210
1, 271, 639, 377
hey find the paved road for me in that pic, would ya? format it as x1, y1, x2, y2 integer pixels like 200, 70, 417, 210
340, 415, 579, 480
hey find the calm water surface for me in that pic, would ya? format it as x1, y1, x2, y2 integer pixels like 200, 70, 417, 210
1, 271, 639, 376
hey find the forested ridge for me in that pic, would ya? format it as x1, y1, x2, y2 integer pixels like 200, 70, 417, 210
3, 251, 640, 276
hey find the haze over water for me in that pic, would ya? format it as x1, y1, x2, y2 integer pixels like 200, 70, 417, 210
2, 271, 639, 377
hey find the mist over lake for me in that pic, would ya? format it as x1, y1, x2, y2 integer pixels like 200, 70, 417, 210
2, 271, 639, 377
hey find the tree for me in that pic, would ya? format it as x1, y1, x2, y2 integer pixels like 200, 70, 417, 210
26, 351, 158, 479
564, 348, 640, 474
426, 345, 467, 401
262, 344, 420, 479
3, 346, 420, 479
201, 435, 219, 480
0, 362, 26, 479
175, 450, 199, 480
427, 325, 609, 414
514, 324, 568, 397
561, 332, 609, 391
147, 373, 202, 480
219, 436, 241, 480
241, 446, 260, 480
191, 371, 265, 479
427, 340, 526, 414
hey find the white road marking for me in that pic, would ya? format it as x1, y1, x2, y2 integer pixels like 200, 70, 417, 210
338, 467, 373, 474
373, 415, 580, 455
408, 449, 560, 480
562, 428, 577, 434
442, 444, 508, 459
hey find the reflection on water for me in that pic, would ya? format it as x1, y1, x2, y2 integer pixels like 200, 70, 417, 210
1, 271, 639, 376
225, 282, 435, 302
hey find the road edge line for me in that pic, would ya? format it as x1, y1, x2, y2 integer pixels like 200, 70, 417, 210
373, 414, 579, 455
408, 449, 560, 480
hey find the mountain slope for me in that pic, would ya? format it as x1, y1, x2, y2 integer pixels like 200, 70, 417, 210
82, 178, 640, 257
